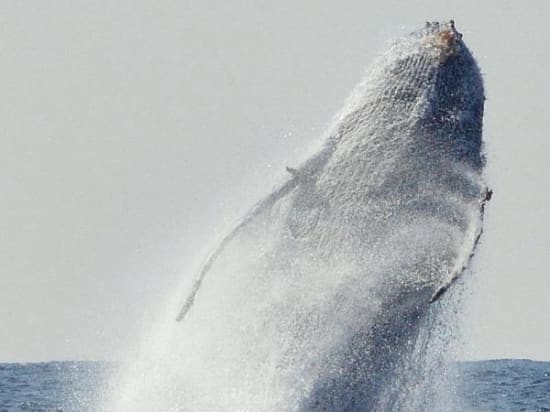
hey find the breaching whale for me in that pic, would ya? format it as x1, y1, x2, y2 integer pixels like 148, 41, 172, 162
174, 20, 490, 410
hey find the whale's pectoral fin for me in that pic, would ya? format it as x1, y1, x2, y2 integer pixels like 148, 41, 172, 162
176, 177, 300, 322
429, 187, 492, 304
177, 148, 334, 322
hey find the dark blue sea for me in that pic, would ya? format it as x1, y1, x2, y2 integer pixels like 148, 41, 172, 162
0, 359, 549, 411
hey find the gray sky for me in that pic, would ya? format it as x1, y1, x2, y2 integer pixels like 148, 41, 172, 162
1, 0, 549, 362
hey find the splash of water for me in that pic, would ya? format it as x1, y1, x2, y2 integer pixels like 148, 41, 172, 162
106, 21, 489, 411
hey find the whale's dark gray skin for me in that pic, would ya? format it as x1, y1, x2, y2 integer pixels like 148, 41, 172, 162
175, 21, 489, 411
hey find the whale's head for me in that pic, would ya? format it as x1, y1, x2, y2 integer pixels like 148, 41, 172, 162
369, 20, 485, 168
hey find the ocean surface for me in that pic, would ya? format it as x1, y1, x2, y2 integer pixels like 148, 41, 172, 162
0, 359, 548, 411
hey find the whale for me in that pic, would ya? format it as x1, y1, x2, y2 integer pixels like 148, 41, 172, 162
173, 20, 490, 410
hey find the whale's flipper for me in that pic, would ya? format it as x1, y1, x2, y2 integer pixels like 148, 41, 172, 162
429, 188, 492, 304
176, 177, 300, 321
176, 142, 338, 322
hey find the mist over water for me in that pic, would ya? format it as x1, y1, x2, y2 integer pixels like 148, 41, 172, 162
105, 22, 488, 411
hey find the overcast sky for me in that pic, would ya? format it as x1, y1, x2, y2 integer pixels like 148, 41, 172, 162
1, 0, 549, 362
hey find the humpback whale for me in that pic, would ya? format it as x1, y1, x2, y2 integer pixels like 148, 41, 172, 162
174, 20, 490, 410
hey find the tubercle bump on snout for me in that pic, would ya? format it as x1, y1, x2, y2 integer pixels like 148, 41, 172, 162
424, 20, 464, 63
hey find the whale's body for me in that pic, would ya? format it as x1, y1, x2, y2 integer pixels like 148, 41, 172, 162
172, 21, 488, 410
